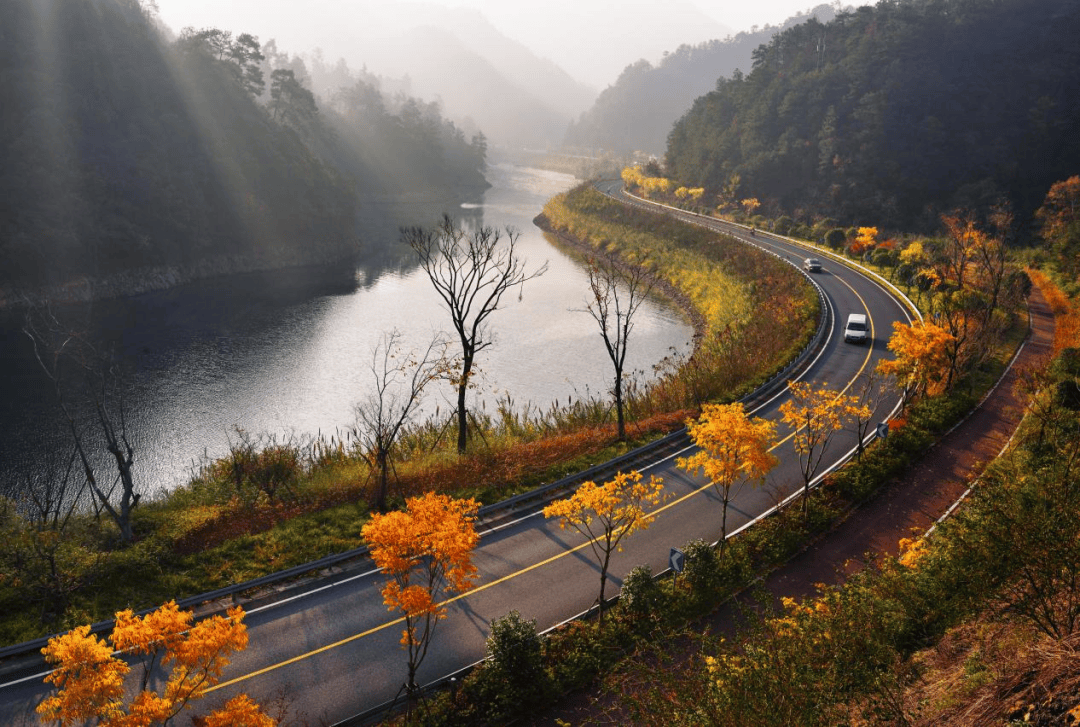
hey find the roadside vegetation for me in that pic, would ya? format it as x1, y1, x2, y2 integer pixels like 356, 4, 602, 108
392, 175, 1076, 725
664, 0, 1079, 231
11, 153, 1073, 726
0, 182, 811, 646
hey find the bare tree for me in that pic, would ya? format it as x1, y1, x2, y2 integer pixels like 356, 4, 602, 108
579, 253, 655, 440
24, 308, 139, 543
850, 368, 886, 460
402, 214, 547, 454
1, 445, 98, 624
354, 330, 447, 510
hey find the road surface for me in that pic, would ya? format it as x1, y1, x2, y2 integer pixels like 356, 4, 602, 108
0, 186, 912, 726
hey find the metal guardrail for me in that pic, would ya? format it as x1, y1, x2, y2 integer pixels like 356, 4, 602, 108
0, 310, 824, 668
328, 188, 852, 726
0, 186, 837, 723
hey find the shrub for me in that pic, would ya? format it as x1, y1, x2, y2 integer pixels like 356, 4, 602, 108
773, 215, 794, 235
747, 509, 809, 566
825, 228, 847, 249
682, 539, 724, 605
620, 564, 665, 621
460, 610, 553, 722
871, 247, 898, 269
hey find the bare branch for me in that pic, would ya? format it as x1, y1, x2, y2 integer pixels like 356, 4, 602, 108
403, 214, 547, 454
576, 252, 655, 440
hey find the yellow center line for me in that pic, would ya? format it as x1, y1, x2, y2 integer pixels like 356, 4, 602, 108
210, 254, 882, 694
210, 479, 709, 692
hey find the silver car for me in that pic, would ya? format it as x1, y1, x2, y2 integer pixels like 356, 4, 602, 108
844, 313, 869, 344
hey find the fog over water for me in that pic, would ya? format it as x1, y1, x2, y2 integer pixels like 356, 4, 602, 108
0, 164, 693, 500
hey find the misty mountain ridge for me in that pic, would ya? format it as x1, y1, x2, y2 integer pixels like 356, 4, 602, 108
0, 0, 488, 299
357, 13, 593, 149
163, 0, 737, 150
253, 1, 594, 149
566, 3, 840, 155
468, 0, 735, 88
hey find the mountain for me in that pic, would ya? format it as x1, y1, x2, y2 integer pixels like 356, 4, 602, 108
0, 0, 487, 298
364, 18, 590, 149
473, 0, 735, 89
318, 5, 597, 149
664, 0, 1080, 229
565, 4, 838, 156
199, 1, 596, 150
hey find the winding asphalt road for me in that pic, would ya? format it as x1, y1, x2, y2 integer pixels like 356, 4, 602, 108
0, 185, 914, 726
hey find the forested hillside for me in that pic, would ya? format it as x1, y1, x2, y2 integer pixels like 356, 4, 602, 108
0, 0, 487, 295
563, 4, 836, 156
665, 0, 1080, 229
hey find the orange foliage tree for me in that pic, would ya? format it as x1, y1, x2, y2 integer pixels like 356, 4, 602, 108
621, 165, 645, 190
543, 470, 665, 622
779, 381, 864, 517
1036, 176, 1080, 276
940, 212, 986, 292
851, 226, 878, 255
1035, 175, 1080, 242
876, 320, 956, 397
678, 403, 777, 555
36, 601, 272, 726
362, 492, 480, 693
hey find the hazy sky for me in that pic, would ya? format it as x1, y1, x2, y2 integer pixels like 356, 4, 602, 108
432, 0, 824, 35
156, 0, 831, 87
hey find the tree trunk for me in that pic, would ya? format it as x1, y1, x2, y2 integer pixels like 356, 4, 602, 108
456, 354, 474, 455
598, 551, 611, 624
614, 370, 626, 441
720, 497, 729, 557
376, 447, 390, 511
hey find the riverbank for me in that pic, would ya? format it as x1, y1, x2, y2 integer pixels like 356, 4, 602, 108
534, 212, 708, 344
0, 250, 358, 311
0, 183, 494, 311
0, 182, 810, 647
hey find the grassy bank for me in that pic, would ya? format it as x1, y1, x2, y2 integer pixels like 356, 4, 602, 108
0, 184, 816, 646
400, 265, 1039, 727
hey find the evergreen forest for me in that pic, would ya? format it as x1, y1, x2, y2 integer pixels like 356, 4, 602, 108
564, 3, 837, 156
664, 0, 1080, 229
0, 0, 488, 294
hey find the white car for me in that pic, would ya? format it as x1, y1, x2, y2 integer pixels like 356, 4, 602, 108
844, 313, 869, 344
803, 258, 822, 273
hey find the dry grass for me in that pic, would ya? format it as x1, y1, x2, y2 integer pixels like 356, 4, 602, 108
1028, 267, 1080, 352
902, 617, 1080, 725
850, 608, 1080, 726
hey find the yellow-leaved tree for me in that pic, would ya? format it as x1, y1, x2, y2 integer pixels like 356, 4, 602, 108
678, 403, 778, 556
362, 492, 480, 695
779, 381, 864, 518
36, 601, 273, 726
621, 165, 645, 190
642, 176, 673, 197
876, 320, 956, 397
543, 470, 665, 622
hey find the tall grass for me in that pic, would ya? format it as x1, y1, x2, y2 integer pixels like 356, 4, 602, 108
0, 184, 820, 644
542, 185, 818, 409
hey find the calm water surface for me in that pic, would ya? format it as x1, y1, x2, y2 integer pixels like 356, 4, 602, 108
0, 164, 693, 499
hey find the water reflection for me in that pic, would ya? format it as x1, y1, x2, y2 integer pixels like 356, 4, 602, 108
0, 164, 693, 500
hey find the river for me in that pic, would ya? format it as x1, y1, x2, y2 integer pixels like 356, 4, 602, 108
0, 163, 693, 502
